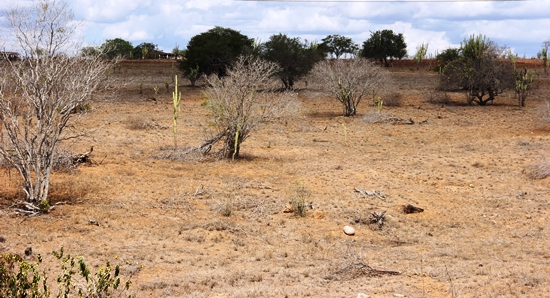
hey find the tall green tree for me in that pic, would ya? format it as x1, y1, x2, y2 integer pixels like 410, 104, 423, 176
100, 38, 133, 59
361, 30, 407, 67
319, 34, 359, 59
435, 48, 460, 72
133, 42, 158, 59
260, 34, 323, 89
180, 26, 253, 79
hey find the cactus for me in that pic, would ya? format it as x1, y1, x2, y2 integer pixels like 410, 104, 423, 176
172, 75, 181, 148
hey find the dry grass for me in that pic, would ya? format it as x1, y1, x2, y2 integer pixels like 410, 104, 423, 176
1, 60, 550, 297
526, 158, 550, 179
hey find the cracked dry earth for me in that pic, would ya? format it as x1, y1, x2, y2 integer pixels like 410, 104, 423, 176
1, 60, 550, 297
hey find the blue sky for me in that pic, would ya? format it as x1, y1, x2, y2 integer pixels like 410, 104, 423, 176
2, 0, 550, 58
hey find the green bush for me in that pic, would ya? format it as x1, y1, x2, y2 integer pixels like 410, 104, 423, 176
0, 247, 133, 297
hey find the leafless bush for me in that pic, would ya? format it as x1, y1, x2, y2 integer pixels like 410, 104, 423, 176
425, 89, 451, 105
309, 58, 388, 116
0, 0, 114, 209
201, 55, 297, 159
380, 90, 403, 107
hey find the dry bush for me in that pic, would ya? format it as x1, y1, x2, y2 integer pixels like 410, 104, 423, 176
309, 58, 388, 116
425, 89, 451, 105
0, 0, 114, 208
380, 90, 403, 107
201, 55, 297, 159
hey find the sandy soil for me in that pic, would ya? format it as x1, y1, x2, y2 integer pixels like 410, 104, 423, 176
1, 60, 550, 297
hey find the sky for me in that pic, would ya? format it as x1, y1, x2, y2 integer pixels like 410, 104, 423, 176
1, 0, 550, 58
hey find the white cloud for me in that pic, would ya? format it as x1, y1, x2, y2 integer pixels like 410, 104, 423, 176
2, 0, 549, 56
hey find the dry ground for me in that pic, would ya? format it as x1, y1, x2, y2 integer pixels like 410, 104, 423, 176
1, 60, 550, 297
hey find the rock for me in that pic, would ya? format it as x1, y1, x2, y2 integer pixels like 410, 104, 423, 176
343, 225, 355, 236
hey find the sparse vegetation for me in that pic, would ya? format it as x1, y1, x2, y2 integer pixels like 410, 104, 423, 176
2, 29, 550, 297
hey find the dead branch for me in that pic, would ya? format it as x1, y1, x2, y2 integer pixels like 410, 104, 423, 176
355, 187, 386, 199
71, 146, 93, 165
403, 204, 424, 214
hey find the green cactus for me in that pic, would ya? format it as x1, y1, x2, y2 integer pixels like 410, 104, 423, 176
172, 75, 181, 148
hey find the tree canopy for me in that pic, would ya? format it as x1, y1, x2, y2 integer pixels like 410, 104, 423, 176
319, 34, 359, 59
100, 38, 134, 59
180, 26, 254, 78
361, 30, 407, 67
260, 33, 323, 89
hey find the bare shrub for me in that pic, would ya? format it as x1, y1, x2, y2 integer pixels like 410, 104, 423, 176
425, 89, 451, 104
0, 0, 114, 210
380, 90, 402, 107
309, 58, 388, 116
201, 55, 297, 159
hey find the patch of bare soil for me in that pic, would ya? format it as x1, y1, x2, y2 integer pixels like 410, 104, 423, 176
1, 60, 550, 297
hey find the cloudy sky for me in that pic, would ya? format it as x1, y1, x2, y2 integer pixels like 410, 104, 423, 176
2, 0, 550, 58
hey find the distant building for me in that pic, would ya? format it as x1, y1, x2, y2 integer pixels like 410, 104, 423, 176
1, 51, 21, 61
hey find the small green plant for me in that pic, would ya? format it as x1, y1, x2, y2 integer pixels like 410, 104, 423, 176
139, 82, 143, 95
373, 96, 384, 113
165, 81, 170, 94
153, 85, 159, 96
172, 75, 182, 148
0, 247, 133, 297
0, 253, 44, 297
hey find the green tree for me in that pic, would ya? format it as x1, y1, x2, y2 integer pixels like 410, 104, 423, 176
260, 33, 323, 89
180, 26, 253, 79
361, 29, 407, 67
133, 42, 158, 59
435, 48, 460, 72
100, 38, 133, 59
319, 34, 359, 59
80, 46, 99, 57
439, 35, 514, 106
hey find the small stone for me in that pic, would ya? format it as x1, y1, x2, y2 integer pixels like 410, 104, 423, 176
343, 225, 355, 236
